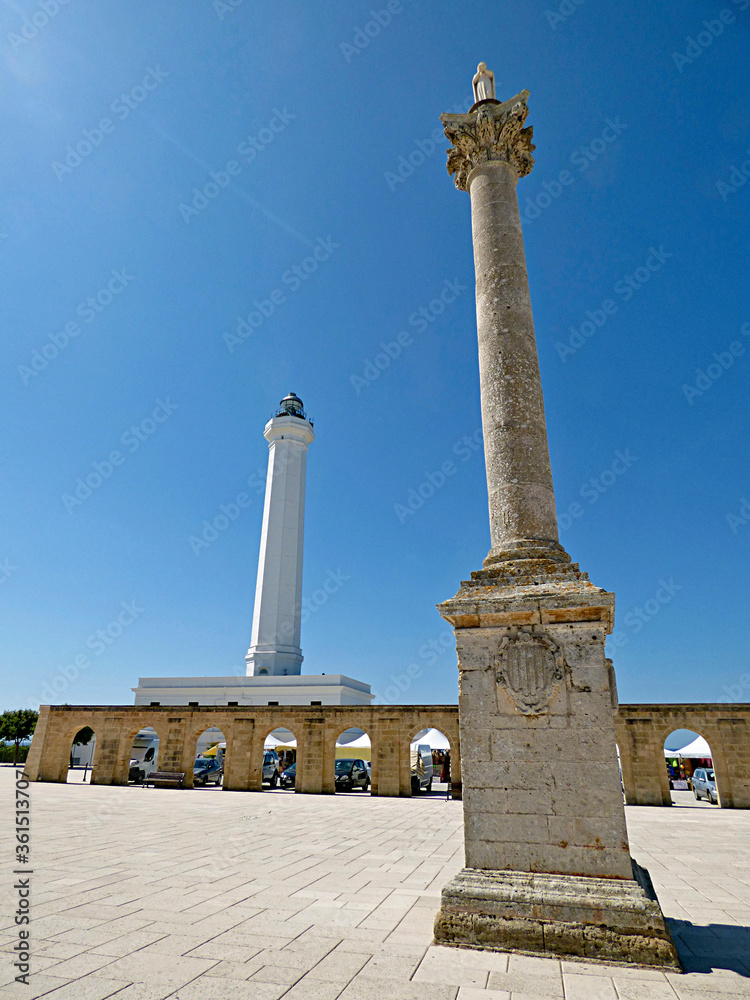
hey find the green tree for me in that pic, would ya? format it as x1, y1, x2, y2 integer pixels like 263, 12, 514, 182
0, 709, 39, 766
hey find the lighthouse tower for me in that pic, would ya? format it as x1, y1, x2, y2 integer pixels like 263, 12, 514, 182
133, 391, 372, 706
245, 393, 315, 677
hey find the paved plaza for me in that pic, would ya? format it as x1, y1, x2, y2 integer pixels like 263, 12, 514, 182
1, 768, 749, 999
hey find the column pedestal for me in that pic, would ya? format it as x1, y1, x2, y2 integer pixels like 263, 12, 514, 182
433, 576, 679, 967
435, 864, 680, 968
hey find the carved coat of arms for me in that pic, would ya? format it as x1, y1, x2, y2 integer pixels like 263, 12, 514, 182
493, 631, 564, 715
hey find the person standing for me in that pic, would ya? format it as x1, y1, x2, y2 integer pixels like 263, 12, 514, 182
441, 751, 451, 799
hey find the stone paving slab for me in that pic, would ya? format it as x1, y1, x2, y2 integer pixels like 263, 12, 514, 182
0, 768, 749, 998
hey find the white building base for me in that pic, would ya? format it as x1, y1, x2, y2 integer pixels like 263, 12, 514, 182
132, 673, 373, 707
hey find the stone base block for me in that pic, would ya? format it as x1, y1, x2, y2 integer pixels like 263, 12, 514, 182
434, 864, 681, 969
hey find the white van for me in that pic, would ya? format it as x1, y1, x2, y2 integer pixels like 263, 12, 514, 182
410, 743, 433, 794
129, 735, 159, 782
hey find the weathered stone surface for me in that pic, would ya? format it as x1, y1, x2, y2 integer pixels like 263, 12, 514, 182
615, 704, 750, 808
23, 704, 462, 798
441, 91, 535, 191
448, 613, 634, 881
434, 868, 681, 969
437, 77, 679, 969
26, 701, 750, 808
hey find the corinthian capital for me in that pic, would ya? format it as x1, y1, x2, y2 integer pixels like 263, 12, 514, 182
441, 90, 535, 191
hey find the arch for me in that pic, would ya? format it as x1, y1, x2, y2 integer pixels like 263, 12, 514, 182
125, 725, 160, 784
53, 717, 102, 783
334, 726, 371, 795
179, 717, 234, 790
67, 725, 97, 783
256, 720, 302, 792
107, 719, 165, 788
663, 728, 718, 807
408, 726, 452, 798
404, 714, 461, 799
193, 725, 227, 788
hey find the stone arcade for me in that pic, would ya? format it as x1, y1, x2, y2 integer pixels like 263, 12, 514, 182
432, 69, 680, 967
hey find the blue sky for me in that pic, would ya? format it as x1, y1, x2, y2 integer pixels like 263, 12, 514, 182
2, 0, 749, 728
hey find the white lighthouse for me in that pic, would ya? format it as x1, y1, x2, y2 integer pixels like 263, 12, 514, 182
132, 392, 373, 707
246, 393, 314, 677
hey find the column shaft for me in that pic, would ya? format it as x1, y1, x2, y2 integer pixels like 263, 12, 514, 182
469, 161, 559, 558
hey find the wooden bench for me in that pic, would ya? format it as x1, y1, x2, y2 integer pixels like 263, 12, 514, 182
144, 771, 185, 789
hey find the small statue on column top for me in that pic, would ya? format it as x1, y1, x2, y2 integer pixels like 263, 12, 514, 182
472, 61, 496, 103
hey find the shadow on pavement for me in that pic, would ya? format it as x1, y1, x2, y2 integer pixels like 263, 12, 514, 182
668, 918, 750, 976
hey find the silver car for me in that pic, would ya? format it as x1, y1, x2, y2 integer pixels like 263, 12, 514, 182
691, 767, 717, 804
263, 750, 280, 788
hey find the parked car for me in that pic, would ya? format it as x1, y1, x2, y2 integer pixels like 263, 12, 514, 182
280, 763, 296, 789
410, 744, 433, 794
194, 757, 223, 786
335, 758, 369, 792
691, 767, 717, 804
263, 750, 280, 788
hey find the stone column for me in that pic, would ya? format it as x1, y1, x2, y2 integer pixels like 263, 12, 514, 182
442, 94, 573, 578
433, 84, 679, 969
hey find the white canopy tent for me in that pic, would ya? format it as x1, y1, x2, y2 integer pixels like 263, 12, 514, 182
411, 728, 451, 750
676, 735, 712, 759
335, 732, 371, 762
264, 733, 297, 749
336, 733, 370, 748
663, 735, 712, 758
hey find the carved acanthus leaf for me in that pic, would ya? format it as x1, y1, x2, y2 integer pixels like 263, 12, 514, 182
441, 90, 535, 191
